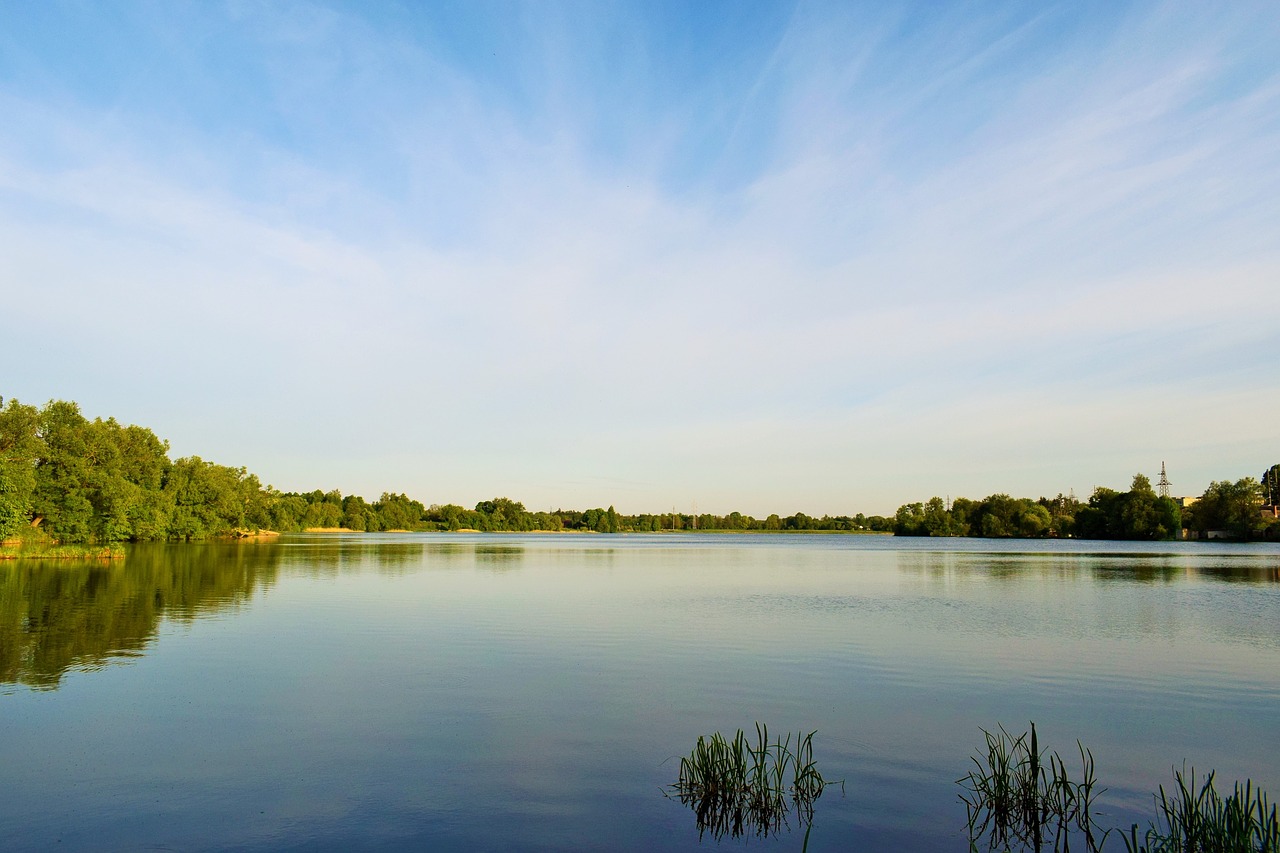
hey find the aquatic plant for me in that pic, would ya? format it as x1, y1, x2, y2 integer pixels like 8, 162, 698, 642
667, 723, 837, 844
958, 722, 1108, 852
1121, 767, 1280, 853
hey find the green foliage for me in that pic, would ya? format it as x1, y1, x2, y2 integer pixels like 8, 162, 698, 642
1, 396, 273, 543
165, 457, 259, 540
667, 723, 836, 843
0, 463, 30, 541
1122, 768, 1279, 853
961, 726, 1278, 853
1261, 465, 1280, 508
1189, 479, 1267, 540
340, 495, 373, 532
1075, 479, 1182, 540
373, 492, 425, 530
959, 722, 1108, 852
7, 393, 1269, 543
0, 397, 41, 540
897, 475, 1185, 541
896, 494, 1060, 539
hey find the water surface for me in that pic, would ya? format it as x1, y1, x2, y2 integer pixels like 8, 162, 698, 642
2, 534, 1278, 850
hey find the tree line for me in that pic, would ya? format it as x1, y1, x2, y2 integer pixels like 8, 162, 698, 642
0, 397, 894, 544
893, 468, 1280, 541
2, 396, 1275, 543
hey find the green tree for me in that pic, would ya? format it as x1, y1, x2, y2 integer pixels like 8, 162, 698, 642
164, 457, 255, 540
264, 492, 308, 532
1261, 464, 1280, 507
893, 502, 926, 536
0, 397, 41, 540
0, 464, 29, 540
377, 492, 426, 531
976, 494, 1021, 538
1016, 503, 1052, 537
1191, 478, 1265, 540
31, 400, 98, 541
341, 495, 374, 532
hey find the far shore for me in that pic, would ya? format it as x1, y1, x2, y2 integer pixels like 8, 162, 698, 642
295, 527, 893, 535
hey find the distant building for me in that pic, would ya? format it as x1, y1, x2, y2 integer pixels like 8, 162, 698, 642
1174, 496, 1198, 509
1185, 529, 1229, 540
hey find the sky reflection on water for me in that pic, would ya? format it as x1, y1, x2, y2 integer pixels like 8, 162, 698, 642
1, 534, 1277, 851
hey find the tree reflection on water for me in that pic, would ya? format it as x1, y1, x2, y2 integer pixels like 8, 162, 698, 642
0, 543, 281, 690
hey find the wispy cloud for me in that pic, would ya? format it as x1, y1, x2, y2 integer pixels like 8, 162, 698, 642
1, 1, 1277, 512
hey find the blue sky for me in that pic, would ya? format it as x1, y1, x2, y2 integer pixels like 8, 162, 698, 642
2, 1, 1277, 515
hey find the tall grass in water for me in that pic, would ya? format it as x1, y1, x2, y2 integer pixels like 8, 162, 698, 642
1121, 767, 1280, 853
667, 723, 836, 844
958, 722, 1108, 852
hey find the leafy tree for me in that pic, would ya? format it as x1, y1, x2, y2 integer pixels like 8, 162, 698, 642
0, 397, 41, 540
341, 495, 375, 532
426, 503, 467, 531
1261, 464, 1280, 507
894, 497, 967, 536
976, 494, 1021, 538
262, 491, 308, 532
1016, 503, 1052, 537
1037, 493, 1081, 537
0, 465, 29, 540
377, 492, 426, 531
302, 501, 343, 529
164, 457, 255, 540
1190, 478, 1265, 540
31, 400, 98, 541
894, 502, 926, 536
1071, 477, 1179, 540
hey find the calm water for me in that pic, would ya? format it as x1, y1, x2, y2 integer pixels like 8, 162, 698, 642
2, 534, 1278, 851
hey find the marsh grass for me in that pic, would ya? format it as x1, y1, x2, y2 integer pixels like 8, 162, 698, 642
667, 723, 838, 843
958, 722, 1108, 852
0, 541, 124, 560
1121, 767, 1280, 853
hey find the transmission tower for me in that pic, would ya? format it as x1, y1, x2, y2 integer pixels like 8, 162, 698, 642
1157, 461, 1171, 499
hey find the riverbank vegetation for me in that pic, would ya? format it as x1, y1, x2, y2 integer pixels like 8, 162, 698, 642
894, 471, 1280, 541
0, 396, 893, 543
667, 723, 835, 844
0, 530, 124, 560
2, 396, 1276, 543
666, 720, 1278, 852
960, 723, 1279, 853
959, 722, 1107, 851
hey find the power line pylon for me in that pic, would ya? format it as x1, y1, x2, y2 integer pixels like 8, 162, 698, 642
1157, 461, 1171, 499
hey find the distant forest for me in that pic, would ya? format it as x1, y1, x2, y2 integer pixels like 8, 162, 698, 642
1, 397, 1277, 544
0, 397, 889, 543
893, 470, 1279, 542
894, 482, 1176, 540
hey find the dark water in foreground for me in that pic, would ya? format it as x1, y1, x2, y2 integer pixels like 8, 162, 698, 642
2, 534, 1278, 851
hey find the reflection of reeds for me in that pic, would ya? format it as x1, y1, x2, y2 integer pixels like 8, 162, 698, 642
1122, 767, 1280, 853
958, 722, 1107, 852
667, 723, 836, 844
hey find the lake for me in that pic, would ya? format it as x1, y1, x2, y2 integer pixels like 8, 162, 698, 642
2, 534, 1278, 851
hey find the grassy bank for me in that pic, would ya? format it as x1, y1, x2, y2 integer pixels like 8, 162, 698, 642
0, 539, 125, 560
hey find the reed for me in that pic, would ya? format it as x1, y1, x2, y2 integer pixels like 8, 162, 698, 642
667, 722, 837, 843
1122, 767, 1280, 853
958, 722, 1108, 852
